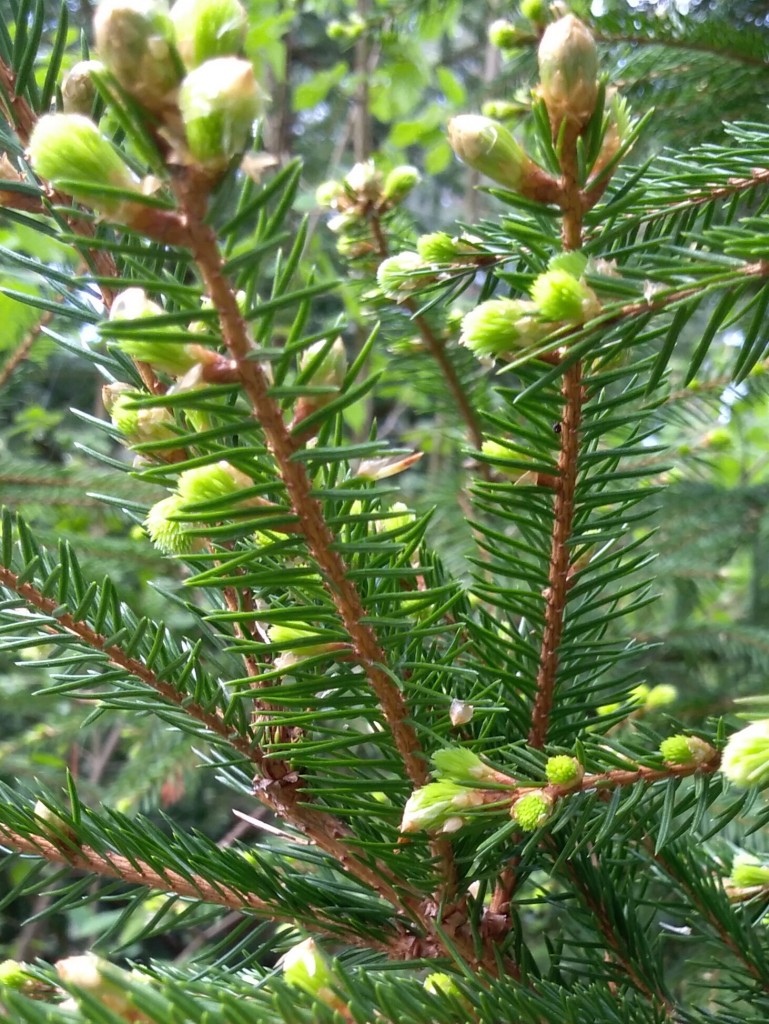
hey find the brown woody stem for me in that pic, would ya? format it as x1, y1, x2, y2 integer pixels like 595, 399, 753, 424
528, 126, 585, 749
173, 169, 428, 792
369, 214, 487, 460
0, 825, 393, 953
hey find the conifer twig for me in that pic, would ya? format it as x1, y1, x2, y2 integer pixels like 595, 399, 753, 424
0, 825, 391, 952
368, 213, 488, 460
172, 170, 429, 791
0, 310, 52, 391
528, 128, 586, 749
0, 564, 426, 918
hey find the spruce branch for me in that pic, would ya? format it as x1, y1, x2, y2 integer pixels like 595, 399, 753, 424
171, 169, 428, 792
0, 56, 165, 396
0, 309, 52, 391
368, 212, 488, 461
650, 844, 769, 994
0, 825, 387, 952
556, 845, 675, 1014
0, 563, 261, 764
0, 564, 422, 917
528, 128, 585, 750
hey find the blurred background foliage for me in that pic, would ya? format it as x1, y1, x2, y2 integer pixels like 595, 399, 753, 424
2, 0, 769, 969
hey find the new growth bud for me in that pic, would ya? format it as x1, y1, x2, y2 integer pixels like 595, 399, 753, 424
267, 623, 340, 670
530, 267, 601, 322
176, 460, 252, 506
94, 0, 183, 114
538, 15, 599, 131
416, 232, 473, 264
171, 0, 247, 69
108, 288, 199, 375
432, 747, 500, 785
520, 0, 546, 25
56, 955, 151, 1021
424, 972, 461, 997
145, 494, 197, 554
109, 392, 176, 445
659, 735, 715, 767
459, 298, 548, 358
377, 252, 433, 298
545, 755, 584, 788
721, 720, 769, 788
299, 337, 347, 393
315, 179, 343, 207
729, 854, 769, 889
511, 790, 554, 831
481, 99, 526, 121
400, 781, 486, 834
645, 684, 678, 709
488, 19, 523, 49
448, 115, 539, 194
27, 114, 141, 217
280, 938, 344, 1011
382, 164, 420, 204
61, 60, 104, 115
179, 57, 262, 171
33, 800, 78, 846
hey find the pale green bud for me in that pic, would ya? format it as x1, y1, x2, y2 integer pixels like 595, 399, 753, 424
374, 501, 415, 535
267, 623, 338, 670
382, 164, 420, 204
179, 57, 262, 170
488, 19, 523, 49
61, 60, 104, 115
432, 747, 497, 785
55, 956, 150, 1020
548, 250, 588, 277
448, 115, 536, 192
27, 114, 141, 216
645, 683, 678, 709
459, 298, 548, 358
94, 0, 183, 114
344, 160, 382, 198
110, 393, 176, 444
33, 800, 78, 846
544, 755, 583, 787
659, 735, 714, 767
145, 494, 196, 554
315, 179, 343, 207
530, 268, 601, 322
520, 0, 546, 24
108, 288, 198, 375
171, 0, 247, 69
481, 99, 526, 121
722, 720, 769, 787
280, 938, 344, 1010
538, 14, 599, 129
480, 439, 531, 479
400, 781, 486, 834
0, 960, 30, 990
730, 854, 769, 889
176, 460, 251, 506
511, 790, 553, 831
424, 972, 461, 997
377, 252, 433, 298
416, 232, 461, 263
299, 337, 347, 391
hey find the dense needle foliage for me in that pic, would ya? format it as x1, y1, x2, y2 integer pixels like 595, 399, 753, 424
2, 1, 769, 1022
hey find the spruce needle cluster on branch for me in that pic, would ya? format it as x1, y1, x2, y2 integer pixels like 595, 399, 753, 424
2, 0, 769, 1021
